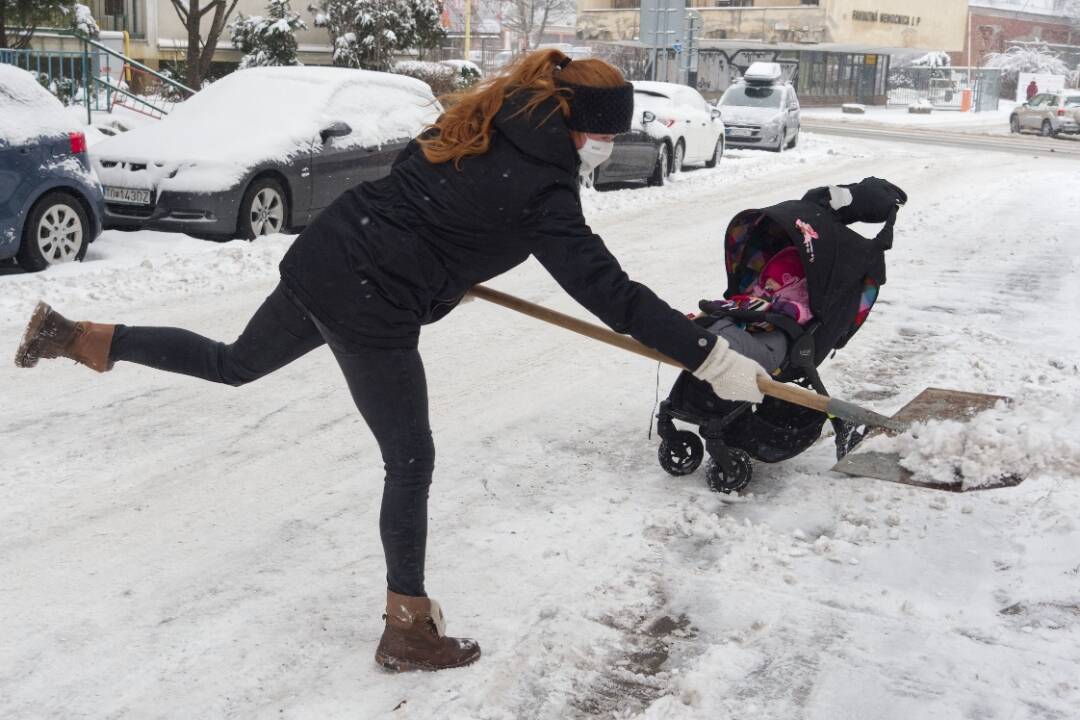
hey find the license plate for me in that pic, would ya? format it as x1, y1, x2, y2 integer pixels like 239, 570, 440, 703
728, 128, 754, 137
104, 186, 152, 205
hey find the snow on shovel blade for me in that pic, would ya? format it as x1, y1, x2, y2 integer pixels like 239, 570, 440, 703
831, 388, 1020, 492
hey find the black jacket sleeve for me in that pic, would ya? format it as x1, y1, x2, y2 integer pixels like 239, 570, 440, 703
524, 181, 716, 370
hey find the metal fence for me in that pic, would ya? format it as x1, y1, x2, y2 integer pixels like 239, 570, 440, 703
887, 66, 1001, 112
1, 32, 194, 122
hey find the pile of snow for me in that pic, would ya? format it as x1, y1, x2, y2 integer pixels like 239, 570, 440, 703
0, 65, 81, 146
92, 66, 439, 192
863, 398, 1080, 489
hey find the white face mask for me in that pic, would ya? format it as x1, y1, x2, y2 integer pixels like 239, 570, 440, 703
577, 137, 614, 177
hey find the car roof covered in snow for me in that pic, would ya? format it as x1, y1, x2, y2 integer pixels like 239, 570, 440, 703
0, 64, 80, 147
632, 80, 677, 99
93, 66, 441, 191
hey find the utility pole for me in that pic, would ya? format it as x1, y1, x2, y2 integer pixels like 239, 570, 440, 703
465, 0, 472, 59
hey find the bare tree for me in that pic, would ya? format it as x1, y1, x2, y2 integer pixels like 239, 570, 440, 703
170, 0, 242, 88
501, 0, 573, 50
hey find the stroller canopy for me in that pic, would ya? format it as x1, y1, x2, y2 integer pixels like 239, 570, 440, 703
724, 179, 902, 358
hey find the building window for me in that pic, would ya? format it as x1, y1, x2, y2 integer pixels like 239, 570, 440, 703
92, 0, 145, 37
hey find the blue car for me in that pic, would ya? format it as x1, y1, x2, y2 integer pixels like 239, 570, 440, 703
1, 64, 104, 272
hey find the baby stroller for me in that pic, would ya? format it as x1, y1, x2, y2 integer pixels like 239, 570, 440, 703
655, 177, 907, 493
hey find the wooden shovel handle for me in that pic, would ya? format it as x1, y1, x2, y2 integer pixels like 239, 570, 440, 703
467, 284, 831, 415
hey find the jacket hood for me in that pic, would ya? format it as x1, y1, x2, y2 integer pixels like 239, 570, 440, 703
493, 93, 579, 174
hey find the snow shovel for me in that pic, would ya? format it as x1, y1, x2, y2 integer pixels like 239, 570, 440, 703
468, 285, 1018, 492
467, 284, 905, 432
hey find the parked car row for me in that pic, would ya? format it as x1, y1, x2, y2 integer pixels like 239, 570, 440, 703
2, 61, 801, 272
592, 64, 800, 188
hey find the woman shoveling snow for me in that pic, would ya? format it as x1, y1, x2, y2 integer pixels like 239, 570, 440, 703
12, 50, 768, 672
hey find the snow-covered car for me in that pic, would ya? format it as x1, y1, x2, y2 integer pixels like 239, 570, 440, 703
1010, 91, 1080, 136
716, 62, 801, 152
631, 81, 725, 173
593, 90, 724, 188
0, 65, 104, 272
92, 66, 440, 239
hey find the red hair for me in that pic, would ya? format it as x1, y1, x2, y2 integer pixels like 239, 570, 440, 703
418, 49, 626, 167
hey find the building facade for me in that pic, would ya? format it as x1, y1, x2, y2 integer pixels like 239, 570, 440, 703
951, 0, 1079, 68
578, 0, 969, 104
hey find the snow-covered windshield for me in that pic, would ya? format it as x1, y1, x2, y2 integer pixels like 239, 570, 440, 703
720, 85, 783, 109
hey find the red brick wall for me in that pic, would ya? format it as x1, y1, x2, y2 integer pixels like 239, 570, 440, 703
950, 11, 1077, 66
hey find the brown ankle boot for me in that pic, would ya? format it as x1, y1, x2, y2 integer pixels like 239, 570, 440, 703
14, 301, 115, 373
375, 590, 481, 672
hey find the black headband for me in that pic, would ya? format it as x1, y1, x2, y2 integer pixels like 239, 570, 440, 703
557, 79, 634, 134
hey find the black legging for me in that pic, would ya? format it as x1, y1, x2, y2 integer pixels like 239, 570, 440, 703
109, 283, 433, 597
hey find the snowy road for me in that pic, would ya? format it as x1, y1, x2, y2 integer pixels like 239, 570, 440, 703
2, 134, 1079, 720
801, 119, 1080, 158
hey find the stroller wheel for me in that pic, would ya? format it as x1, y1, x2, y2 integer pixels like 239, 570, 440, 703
658, 431, 704, 476
705, 449, 753, 493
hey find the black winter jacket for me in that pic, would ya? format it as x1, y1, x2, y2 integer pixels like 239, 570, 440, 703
279, 93, 717, 370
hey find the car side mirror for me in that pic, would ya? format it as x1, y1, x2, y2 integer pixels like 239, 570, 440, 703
710, 107, 722, 120
642, 110, 656, 124
320, 121, 352, 143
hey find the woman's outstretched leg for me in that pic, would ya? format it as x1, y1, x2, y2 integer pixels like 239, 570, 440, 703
325, 341, 479, 672
15, 284, 324, 385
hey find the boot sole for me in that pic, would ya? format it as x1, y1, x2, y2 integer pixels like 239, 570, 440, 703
14, 301, 52, 369
374, 648, 481, 673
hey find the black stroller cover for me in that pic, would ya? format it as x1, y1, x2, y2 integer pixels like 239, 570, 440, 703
724, 177, 903, 365
662, 178, 906, 469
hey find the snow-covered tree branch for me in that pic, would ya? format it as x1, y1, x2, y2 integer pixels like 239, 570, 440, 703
230, 0, 307, 68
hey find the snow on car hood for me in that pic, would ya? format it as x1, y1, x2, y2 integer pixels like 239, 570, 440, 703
717, 105, 783, 126
92, 66, 438, 194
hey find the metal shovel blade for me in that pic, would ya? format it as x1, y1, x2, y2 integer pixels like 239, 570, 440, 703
831, 388, 1019, 492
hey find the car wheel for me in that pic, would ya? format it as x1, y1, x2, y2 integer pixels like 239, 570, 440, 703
1040, 120, 1053, 137
704, 137, 723, 168
775, 127, 787, 153
647, 143, 669, 186
1009, 115, 1020, 134
239, 176, 288, 239
787, 130, 799, 149
16, 191, 90, 272
670, 140, 685, 175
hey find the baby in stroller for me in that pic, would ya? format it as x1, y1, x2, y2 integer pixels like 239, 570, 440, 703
656, 177, 907, 493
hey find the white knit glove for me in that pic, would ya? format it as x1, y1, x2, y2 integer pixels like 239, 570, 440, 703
692, 337, 768, 403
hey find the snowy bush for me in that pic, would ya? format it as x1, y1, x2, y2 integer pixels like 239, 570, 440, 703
393, 60, 479, 95
985, 45, 1071, 99
309, 0, 443, 71
393, 61, 456, 95
71, 3, 100, 37
984, 45, 1070, 82
229, 0, 307, 69
910, 51, 950, 68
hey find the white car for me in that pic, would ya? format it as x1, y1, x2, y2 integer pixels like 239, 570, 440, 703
92, 66, 439, 239
632, 81, 725, 172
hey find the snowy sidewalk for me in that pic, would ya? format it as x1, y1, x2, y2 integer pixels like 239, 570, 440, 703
801, 103, 1018, 136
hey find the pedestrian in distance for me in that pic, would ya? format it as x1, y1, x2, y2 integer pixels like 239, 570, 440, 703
1026, 80, 1039, 101
14, 49, 767, 672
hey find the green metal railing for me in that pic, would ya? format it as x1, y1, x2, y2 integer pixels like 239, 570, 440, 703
1, 30, 195, 123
